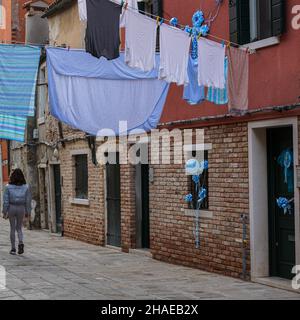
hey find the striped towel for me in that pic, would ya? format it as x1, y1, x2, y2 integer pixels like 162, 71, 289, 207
0, 44, 40, 117
0, 113, 27, 142
206, 57, 228, 105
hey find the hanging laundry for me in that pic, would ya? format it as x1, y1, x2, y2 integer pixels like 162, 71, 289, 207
78, 0, 87, 21
109, 0, 144, 27
206, 57, 228, 105
197, 38, 225, 89
183, 56, 205, 105
46, 48, 170, 136
159, 24, 191, 86
0, 44, 40, 117
0, 114, 27, 142
85, 0, 122, 60
228, 46, 249, 113
124, 9, 157, 72
110, 0, 140, 10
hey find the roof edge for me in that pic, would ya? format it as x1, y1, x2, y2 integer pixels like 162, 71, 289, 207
42, 0, 75, 18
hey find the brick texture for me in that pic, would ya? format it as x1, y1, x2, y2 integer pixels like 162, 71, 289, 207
149, 123, 250, 279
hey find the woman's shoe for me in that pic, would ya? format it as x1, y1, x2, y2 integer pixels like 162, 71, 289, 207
10, 249, 16, 255
18, 244, 24, 255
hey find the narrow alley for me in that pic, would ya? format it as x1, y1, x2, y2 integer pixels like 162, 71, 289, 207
0, 219, 299, 300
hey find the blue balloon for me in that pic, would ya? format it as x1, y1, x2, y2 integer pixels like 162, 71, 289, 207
192, 175, 200, 184
184, 194, 193, 203
276, 197, 292, 214
184, 25, 192, 34
170, 17, 178, 27
185, 159, 201, 175
200, 24, 210, 36
192, 11, 204, 28
198, 188, 207, 202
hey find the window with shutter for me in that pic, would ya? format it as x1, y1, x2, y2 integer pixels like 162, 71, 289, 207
138, 0, 163, 16
229, 0, 285, 45
271, 0, 285, 36
74, 154, 88, 199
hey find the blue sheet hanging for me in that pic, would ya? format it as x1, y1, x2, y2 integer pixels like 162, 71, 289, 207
46, 48, 170, 136
0, 44, 40, 117
0, 114, 27, 142
183, 56, 205, 105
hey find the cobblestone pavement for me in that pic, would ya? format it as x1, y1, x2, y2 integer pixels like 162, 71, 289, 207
0, 219, 299, 300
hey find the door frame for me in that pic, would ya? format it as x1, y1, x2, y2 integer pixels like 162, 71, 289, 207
49, 161, 61, 233
135, 163, 150, 249
248, 117, 300, 280
38, 165, 49, 230
104, 152, 121, 247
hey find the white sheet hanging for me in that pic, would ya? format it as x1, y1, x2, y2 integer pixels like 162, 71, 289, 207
159, 24, 191, 86
125, 9, 157, 72
197, 38, 226, 89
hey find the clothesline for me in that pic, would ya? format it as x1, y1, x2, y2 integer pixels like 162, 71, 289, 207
118, 0, 242, 49
0, 34, 244, 53
0, 2, 243, 52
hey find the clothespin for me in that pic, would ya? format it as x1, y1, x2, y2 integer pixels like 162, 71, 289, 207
226, 41, 231, 49
156, 16, 160, 26
124, 1, 128, 10
197, 33, 201, 40
121, 0, 124, 7
160, 18, 164, 26
221, 40, 225, 47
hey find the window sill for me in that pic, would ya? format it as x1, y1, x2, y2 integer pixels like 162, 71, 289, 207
70, 198, 90, 206
242, 36, 280, 51
182, 208, 213, 219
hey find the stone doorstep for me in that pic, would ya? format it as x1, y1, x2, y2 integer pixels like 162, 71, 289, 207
128, 249, 153, 258
105, 245, 122, 252
105, 245, 152, 258
253, 277, 300, 295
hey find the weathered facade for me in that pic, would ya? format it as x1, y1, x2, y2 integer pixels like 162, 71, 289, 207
10, 0, 300, 290
8, 0, 51, 226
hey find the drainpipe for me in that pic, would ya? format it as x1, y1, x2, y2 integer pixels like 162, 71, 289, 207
241, 214, 248, 280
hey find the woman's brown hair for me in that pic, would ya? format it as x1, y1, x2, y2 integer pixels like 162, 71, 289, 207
9, 169, 26, 186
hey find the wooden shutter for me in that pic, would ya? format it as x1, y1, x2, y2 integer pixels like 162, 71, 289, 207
229, 0, 239, 44
229, 0, 250, 45
271, 0, 285, 36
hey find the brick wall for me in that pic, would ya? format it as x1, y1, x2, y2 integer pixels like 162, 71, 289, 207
60, 140, 105, 246
149, 123, 250, 279
120, 163, 136, 252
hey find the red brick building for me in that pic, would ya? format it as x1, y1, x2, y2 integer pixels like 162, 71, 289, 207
21, 0, 300, 290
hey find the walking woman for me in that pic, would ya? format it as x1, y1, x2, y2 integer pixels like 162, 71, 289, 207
2, 169, 32, 255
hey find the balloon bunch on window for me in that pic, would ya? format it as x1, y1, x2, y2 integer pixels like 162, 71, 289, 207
184, 158, 208, 248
